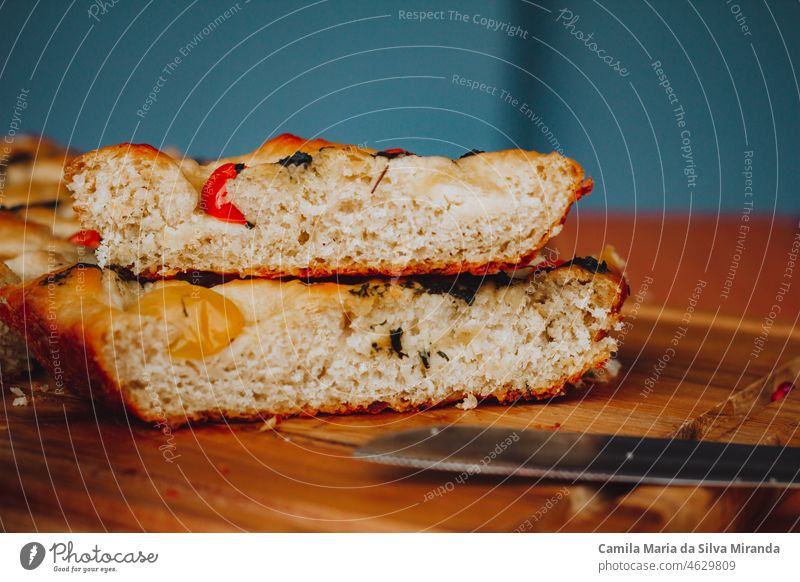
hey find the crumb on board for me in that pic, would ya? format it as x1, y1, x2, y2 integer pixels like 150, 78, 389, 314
604, 358, 622, 378
456, 393, 478, 410
258, 416, 280, 432
580, 359, 622, 385
9, 387, 29, 406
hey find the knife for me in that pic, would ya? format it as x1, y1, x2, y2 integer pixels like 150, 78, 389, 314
353, 426, 800, 487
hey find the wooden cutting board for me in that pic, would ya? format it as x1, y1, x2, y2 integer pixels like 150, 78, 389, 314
1, 303, 799, 532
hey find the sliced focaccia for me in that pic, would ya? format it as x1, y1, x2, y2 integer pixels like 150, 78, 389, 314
0, 211, 91, 377
0, 257, 626, 426
0, 263, 25, 377
0, 135, 75, 208
15, 202, 83, 240
66, 133, 592, 278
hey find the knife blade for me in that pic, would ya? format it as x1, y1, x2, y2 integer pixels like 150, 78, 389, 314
353, 426, 800, 487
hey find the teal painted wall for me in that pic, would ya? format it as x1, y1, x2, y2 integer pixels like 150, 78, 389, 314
1, 0, 797, 211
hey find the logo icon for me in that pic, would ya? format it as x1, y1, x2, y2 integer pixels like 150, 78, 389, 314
20, 542, 46, 570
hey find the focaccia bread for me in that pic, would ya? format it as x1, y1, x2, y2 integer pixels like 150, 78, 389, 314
15, 202, 83, 240
0, 263, 25, 377
0, 257, 626, 426
0, 210, 80, 263
0, 211, 90, 377
0, 135, 75, 208
66, 133, 592, 278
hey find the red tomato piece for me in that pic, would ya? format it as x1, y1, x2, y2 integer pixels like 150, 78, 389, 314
68, 229, 101, 248
200, 163, 251, 227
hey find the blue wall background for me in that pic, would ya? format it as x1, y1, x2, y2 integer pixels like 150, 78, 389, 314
1, 0, 797, 211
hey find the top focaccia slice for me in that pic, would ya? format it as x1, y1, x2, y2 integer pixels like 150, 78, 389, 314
66, 133, 592, 278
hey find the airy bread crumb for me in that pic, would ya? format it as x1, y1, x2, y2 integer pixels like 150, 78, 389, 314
457, 393, 479, 410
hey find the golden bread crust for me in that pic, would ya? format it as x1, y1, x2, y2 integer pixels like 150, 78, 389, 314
0, 208, 85, 378
1, 135, 75, 208
0, 210, 81, 263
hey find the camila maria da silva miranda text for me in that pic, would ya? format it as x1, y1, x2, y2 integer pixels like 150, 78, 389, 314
598, 542, 780, 554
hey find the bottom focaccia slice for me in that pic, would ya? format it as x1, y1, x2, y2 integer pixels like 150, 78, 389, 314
0, 259, 627, 426
0, 263, 26, 377
0, 211, 89, 377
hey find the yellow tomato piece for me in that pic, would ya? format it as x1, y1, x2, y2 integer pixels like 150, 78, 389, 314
129, 281, 245, 359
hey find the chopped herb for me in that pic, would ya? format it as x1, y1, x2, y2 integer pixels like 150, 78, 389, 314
370, 165, 388, 194
412, 276, 484, 305
180, 297, 189, 317
174, 270, 235, 288
371, 342, 380, 352
389, 327, 407, 359
277, 151, 313, 167
348, 283, 371, 297
436, 350, 450, 361
109, 264, 145, 286
39, 262, 101, 286
419, 350, 430, 369
557, 256, 608, 274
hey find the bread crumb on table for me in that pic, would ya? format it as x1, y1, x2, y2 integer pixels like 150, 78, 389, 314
258, 416, 279, 432
457, 393, 478, 410
8, 387, 30, 406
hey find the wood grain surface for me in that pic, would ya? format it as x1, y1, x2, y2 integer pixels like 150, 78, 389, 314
1, 214, 799, 532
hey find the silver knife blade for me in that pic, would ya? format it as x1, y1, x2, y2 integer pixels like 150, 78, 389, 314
353, 426, 800, 487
